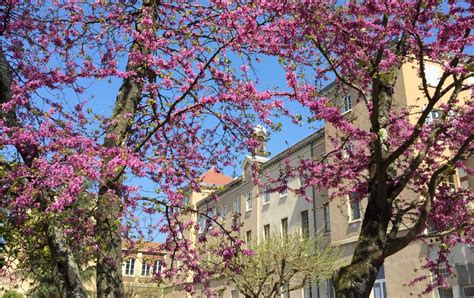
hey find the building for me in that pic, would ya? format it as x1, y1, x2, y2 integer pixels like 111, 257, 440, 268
0, 241, 165, 298
171, 59, 473, 298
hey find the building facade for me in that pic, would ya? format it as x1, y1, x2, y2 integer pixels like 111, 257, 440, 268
171, 60, 473, 298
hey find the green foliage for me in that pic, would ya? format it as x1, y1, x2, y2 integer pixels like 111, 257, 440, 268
228, 232, 340, 298
3, 290, 23, 298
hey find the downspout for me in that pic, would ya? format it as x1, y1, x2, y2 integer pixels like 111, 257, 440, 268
311, 141, 317, 235
310, 141, 320, 298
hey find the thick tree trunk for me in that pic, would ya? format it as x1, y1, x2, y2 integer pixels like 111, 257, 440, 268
48, 226, 88, 298
333, 195, 388, 297
334, 75, 395, 297
95, 2, 157, 296
96, 188, 124, 298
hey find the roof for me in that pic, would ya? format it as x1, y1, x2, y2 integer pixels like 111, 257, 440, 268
199, 168, 233, 185
122, 240, 163, 255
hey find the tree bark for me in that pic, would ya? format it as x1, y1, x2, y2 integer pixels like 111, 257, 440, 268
95, 1, 157, 296
334, 75, 394, 297
333, 193, 388, 297
48, 226, 88, 298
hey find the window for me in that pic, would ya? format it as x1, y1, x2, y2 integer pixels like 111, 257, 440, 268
217, 289, 225, 298
246, 230, 252, 243
341, 93, 352, 113
220, 205, 227, 220
441, 173, 457, 193
438, 288, 454, 298
279, 180, 288, 198
349, 192, 361, 221
208, 207, 217, 228
426, 109, 441, 123
198, 215, 206, 233
463, 286, 474, 298
323, 203, 330, 233
141, 260, 152, 276
371, 265, 387, 298
372, 281, 387, 298
301, 210, 309, 239
124, 258, 135, 276
183, 197, 190, 206
281, 217, 288, 238
303, 283, 312, 298
246, 191, 252, 211
264, 224, 270, 240
425, 64, 441, 86
326, 279, 334, 298
281, 282, 289, 298
233, 198, 241, 214
231, 289, 239, 298
438, 266, 450, 279
154, 259, 162, 273
263, 185, 271, 204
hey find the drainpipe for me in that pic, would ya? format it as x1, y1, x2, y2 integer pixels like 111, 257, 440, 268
310, 140, 320, 298
310, 141, 317, 236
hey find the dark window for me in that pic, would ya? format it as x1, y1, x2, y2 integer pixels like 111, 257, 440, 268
301, 210, 309, 239
264, 224, 270, 240
323, 203, 330, 233
281, 217, 288, 238
350, 192, 361, 220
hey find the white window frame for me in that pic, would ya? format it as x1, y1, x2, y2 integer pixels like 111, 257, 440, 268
370, 279, 387, 298
231, 289, 239, 298
341, 93, 352, 114
327, 279, 335, 298
281, 282, 290, 298
263, 185, 271, 204
301, 210, 310, 239
141, 260, 152, 276
424, 64, 441, 87
233, 198, 240, 214
279, 180, 288, 198
263, 224, 270, 240
220, 205, 227, 220
198, 215, 206, 233
349, 192, 362, 222
246, 191, 252, 211
124, 258, 135, 276
154, 259, 162, 273
303, 283, 313, 298
246, 230, 252, 243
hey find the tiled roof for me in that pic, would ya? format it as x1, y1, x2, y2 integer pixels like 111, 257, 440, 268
122, 240, 162, 254
199, 168, 233, 185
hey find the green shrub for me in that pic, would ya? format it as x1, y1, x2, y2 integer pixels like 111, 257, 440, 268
3, 290, 23, 298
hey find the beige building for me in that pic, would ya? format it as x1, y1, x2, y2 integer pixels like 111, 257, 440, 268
85, 241, 166, 297
169, 60, 473, 298
0, 241, 165, 298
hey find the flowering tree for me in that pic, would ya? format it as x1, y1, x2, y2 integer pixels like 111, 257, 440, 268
226, 233, 339, 298
0, 0, 284, 296
249, 1, 473, 296
1, 0, 473, 297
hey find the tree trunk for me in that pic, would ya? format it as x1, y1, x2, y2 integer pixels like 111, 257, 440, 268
333, 195, 387, 297
96, 187, 124, 298
48, 226, 88, 298
334, 75, 395, 297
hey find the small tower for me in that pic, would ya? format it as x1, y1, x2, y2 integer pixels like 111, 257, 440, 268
252, 124, 269, 157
